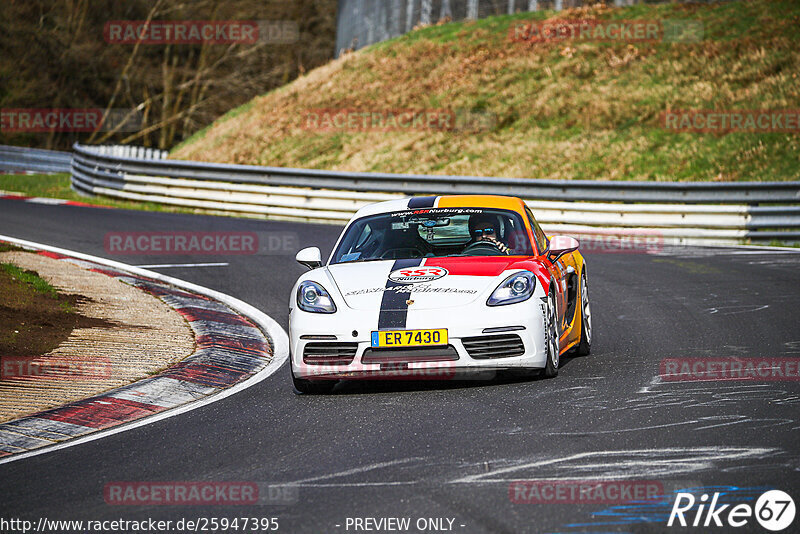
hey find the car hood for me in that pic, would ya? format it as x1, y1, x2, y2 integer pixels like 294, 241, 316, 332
327, 257, 530, 310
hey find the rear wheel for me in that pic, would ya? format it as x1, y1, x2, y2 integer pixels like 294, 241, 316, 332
542, 289, 560, 378
576, 271, 592, 356
290, 364, 336, 394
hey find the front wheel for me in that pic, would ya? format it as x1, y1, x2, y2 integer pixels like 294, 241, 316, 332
542, 290, 560, 378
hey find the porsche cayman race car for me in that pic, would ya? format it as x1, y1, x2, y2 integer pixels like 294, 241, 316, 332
288, 195, 591, 393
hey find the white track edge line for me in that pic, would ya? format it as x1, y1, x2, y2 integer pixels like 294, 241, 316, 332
135, 262, 230, 268
0, 234, 289, 466
693, 242, 800, 253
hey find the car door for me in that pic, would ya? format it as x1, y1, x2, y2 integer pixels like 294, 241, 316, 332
525, 206, 569, 331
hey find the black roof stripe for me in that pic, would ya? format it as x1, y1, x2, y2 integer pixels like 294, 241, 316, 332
407, 196, 438, 209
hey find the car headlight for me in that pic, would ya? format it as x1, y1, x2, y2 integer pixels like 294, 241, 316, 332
487, 271, 536, 306
297, 281, 337, 313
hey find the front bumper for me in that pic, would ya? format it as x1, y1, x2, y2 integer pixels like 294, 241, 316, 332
290, 297, 548, 381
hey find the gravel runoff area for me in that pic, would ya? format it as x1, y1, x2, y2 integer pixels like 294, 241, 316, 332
0, 251, 195, 422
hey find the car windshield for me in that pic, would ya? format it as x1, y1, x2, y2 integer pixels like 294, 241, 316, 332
331, 207, 534, 263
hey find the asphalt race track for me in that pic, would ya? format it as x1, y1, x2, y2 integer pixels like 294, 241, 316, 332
2, 198, 799, 533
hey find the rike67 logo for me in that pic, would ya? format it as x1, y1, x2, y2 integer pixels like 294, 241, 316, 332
668, 490, 795, 531
389, 267, 448, 284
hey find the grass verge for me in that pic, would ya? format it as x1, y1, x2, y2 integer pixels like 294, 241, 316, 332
0, 258, 78, 356
0, 173, 202, 214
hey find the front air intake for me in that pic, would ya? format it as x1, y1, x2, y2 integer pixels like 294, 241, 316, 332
462, 334, 525, 359
302, 342, 358, 365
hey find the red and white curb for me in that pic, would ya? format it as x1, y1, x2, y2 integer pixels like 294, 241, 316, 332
0, 192, 108, 209
0, 235, 289, 465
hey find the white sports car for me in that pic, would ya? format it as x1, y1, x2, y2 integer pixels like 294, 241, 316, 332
288, 195, 591, 393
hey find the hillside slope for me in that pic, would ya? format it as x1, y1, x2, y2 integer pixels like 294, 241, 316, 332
172, 0, 800, 181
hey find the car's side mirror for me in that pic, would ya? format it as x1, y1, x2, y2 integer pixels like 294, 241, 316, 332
296, 247, 322, 270
547, 235, 579, 262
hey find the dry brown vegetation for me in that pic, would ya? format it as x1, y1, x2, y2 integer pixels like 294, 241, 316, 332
0, 0, 336, 150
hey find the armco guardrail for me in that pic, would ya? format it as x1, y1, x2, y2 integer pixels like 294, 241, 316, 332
0, 144, 72, 174
71, 143, 800, 244
74, 144, 168, 160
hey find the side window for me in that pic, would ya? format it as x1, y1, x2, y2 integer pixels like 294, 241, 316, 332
354, 224, 372, 249
525, 207, 548, 254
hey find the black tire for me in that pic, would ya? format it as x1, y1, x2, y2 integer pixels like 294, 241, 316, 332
290, 364, 336, 394
576, 271, 592, 356
542, 289, 560, 378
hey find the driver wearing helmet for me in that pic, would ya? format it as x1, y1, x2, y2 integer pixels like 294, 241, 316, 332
467, 213, 510, 254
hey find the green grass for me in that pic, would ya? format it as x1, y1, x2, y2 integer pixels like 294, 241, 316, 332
768, 240, 800, 248
0, 173, 199, 214
1, 262, 59, 299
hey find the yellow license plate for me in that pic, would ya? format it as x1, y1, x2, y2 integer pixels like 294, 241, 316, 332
371, 329, 448, 348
